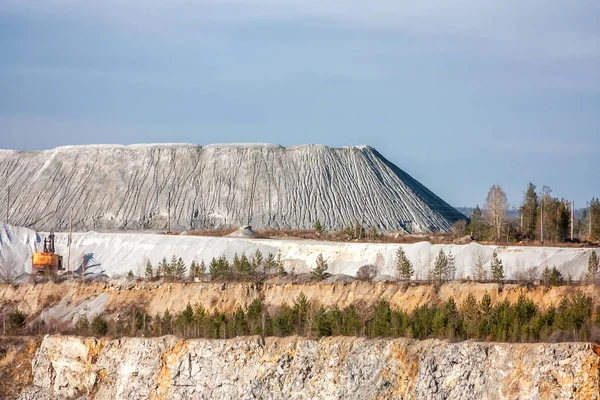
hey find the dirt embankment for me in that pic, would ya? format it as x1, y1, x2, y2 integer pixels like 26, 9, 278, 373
0, 281, 597, 319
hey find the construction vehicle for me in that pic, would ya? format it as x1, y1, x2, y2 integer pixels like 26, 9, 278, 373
31, 232, 64, 275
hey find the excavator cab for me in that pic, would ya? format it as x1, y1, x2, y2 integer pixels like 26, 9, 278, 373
32, 232, 64, 275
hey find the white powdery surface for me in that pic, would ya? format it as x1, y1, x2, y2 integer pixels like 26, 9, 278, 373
0, 223, 596, 280
0, 223, 40, 275
0, 143, 465, 233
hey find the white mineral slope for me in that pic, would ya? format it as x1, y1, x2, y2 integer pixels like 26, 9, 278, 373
0, 143, 465, 233
0, 223, 39, 275
0, 223, 597, 280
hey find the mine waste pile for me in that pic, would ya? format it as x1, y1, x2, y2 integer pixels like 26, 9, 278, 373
0, 143, 465, 233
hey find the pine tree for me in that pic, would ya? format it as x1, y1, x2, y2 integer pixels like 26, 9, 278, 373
198, 260, 206, 281
432, 249, 448, 284
253, 249, 263, 273
469, 206, 484, 241
521, 183, 539, 240
588, 251, 599, 284
276, 251, 287, 277
219, 255, 231, 280
590, 198, 600, 241
145, 260, 154, 280
174, 257, 186, 281
445, 251, 456, 281
158, 257, 169, 279
209, 257, 219, 281
579, 209, 589, 239
239, 253, 251, 280
542, 266, 564, 286
462, 292, 479, 338
480, 292, 492, 314
127, 270, 134, 281
462, 293, 479, 318
191, 261, 198, 280
394, 247, 413, 281
264, 253, 275, 277
311, 253, 328, 281
166, 255, 177, 281
491, 251, 504, 282
232, 253, 241, 280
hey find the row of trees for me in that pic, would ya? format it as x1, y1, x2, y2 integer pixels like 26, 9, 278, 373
132, 250, 329, 283
132, 248, 600, 284
462, 183, 600, 243
392, 248, 504, 283
10, 291, 600, 343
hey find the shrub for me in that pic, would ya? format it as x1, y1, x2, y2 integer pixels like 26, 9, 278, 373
9, 310, 26, 330
314, 220, 323, 233
356, 264, 378, 281
91, 315, 109, 336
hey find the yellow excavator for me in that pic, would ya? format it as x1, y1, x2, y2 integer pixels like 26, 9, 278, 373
31, 232, 64, 276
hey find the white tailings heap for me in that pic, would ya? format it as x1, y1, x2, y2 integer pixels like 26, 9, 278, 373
0, 223, 596, 280
0, 143, 465, 233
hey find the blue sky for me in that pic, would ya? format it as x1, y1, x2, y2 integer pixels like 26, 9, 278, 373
0, 1, 598, 208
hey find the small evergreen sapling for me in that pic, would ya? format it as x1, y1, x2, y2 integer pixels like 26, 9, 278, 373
311, 253, 328, 280
432, 249, 448, 284
276, 251, 287, 277
491, 251, 504, 282
145, 261, 154, 280
394, 247, 414, 281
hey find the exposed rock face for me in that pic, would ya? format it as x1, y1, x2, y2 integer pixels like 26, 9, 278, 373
18, 335, 600, 400
0, 143, 464, 233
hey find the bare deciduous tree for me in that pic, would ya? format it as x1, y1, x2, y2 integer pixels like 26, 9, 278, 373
452, 220, 468, 238
484, 184, 508, 242
0, 253, 22, 284
514, 266, 539, 282
471, 251, 488, 281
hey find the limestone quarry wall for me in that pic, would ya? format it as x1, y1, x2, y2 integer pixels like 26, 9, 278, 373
16, 335, 600, 400
0, 143, 464, 233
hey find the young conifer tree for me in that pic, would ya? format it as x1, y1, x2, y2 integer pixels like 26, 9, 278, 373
394, 247, 413, 281
311, 253, 328, 281
432, 249, 448, 284
445, 251, 456, 281
491, 251, 504, 282
276, 251, 286, 277
145, 260, 154, 280
175, 257, 187, 281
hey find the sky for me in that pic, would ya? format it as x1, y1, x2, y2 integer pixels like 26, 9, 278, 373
0, 1, 598, 208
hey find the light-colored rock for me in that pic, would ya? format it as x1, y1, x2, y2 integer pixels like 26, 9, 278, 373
1, 222, 598, 279
19, 335, 600, 400
0, 143, 465, 233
